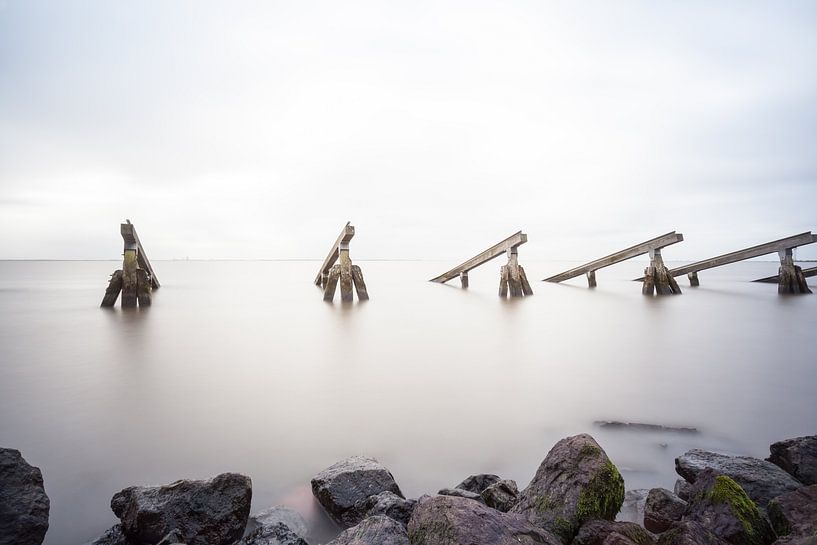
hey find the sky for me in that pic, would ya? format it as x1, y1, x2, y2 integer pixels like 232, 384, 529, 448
1, 1, 816, 260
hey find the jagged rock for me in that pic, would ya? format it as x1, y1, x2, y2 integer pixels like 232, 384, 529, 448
407, 495, 561, 545
156, 529, 185, 544
437, 487, 485, 503
110, 472, 252, 545
572, 519, 655, 545
618, 489, 649, 526
0, 448, 50, 545
644, 488, 686, 533
454, 474, 502, 494
311, 456, 403, 528
355, 491, 416, 526
767, 485, 817, 540
244, 506, 308, 539
241, 522, 307, 545
674, 479, 692, 501
84, 525, 129, 545
511, 434, 625, 543
481, 479, 519, 512
675, 449, 802, 507
772, 538, 817, 545
683, 469, 776, 545
327, 515, 408, 545
768, 436, 817, 486
655, 521, 730, 545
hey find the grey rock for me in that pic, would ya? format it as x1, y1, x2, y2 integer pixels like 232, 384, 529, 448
767, 485, 817, 540
644, 488, 686, 534
241, 523, 307, 545
244, 506, 308, 539
618, 489, 649, 526
407, 495, 561, 545
354, 491, 416, 526
768, 436, 817, 486
675, 449, 802, 507
480, 479, 519, 512
437, 487, 485, 503
0, 448, 50, 545
772, 538, 817, 545
673, 479, 692, 501
327, 515, 407, 545
454, 473, 502, 494
110, 472, 252, 545
683, 469, 776, 545
156, 529, 185, 545
572, 519, 656, 545
511, 434, 625, 543
84, 525, 129, 545
655, 521, 730, 545
311, 456, 403, 529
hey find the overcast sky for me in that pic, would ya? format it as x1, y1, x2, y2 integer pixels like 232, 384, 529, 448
1, 1, 816, 260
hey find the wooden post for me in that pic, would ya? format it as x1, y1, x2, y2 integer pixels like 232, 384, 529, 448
519, 266, 533, 296
643, 248, 681, 296
121, 249, 138, 308
339, 242, 354, 302
101, 270, 123, 307
498, 246, 532, 297
460, 271, 469, 288
316, 223, 368, 302
136, 269, 152, 307
778, 249, 813, 294
688, 271, 699, 287
323, 265, 340, 301
586, 270, 597, 288
351, 265, 369, 300
498, 266, 509, 297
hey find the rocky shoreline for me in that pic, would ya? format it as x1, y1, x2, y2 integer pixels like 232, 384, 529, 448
1, 434, 815, 545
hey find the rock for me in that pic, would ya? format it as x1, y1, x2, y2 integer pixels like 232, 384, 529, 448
767, 485, 817, 539
110, 472, 252, 545
0, 448, 50, 545
683, 469, 776, 545
572, 519, 655, 545
311, 456, 403, 528
481, 479, 519, 512
327, 515, 408, 545
241, 523, 307, 545
768, 436, 817, 486
673, 479, 692, 501
511, 434, 625, 542
454, 473, 502, 494
772, 538, 817, 545
437, 487, 485, 503
407, 495, 561, 545
655, 521, 730, 545
618, 489, 649, 526
593, 421, 698, 434
675, 449, 802, 507
156, 529, 185, 544
644, 488, 686, 533
354, 491, 416, 526
244, 506, 308, 539
84, 525, 129, 545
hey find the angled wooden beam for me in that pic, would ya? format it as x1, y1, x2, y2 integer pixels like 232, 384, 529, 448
543, 232, 684, 283
430, 231, 527, 283
121, 222, 160, 289
314, 222, 355, 286
753, 265, 817, 284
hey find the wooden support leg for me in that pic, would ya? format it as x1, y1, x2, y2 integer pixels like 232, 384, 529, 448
688, 271, 700, 287
321, 272, 328, 290
506, 247, 525, 297
795, 266, 812, 294
121, 249, 138, 308
351, 265, 369, 300
519, 266, 533, 296
778, 250, 812, 294
136, 269, 152, 307
460, 271, 469, 288
586, 270, 597, 288
323, 265, 340, 301
647, 249, 681, 295
339, 244, 353, 302
101, 270, 123, 307
642, 266, 656, 295
498, 265, 509, 297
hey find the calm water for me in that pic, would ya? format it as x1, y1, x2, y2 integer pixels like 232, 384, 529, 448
1, 259, 815, 544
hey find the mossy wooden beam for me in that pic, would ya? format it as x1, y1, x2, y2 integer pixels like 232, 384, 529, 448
430, 231, 527, 284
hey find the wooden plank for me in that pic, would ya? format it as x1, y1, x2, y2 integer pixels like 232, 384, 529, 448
430, 231, 527, 283
100, 270, 123, 307
339, 246, 353, 302
543, 232, 683, 282
666, 232, 815, 278
351, 265, 369, 300
120, 222, 160, 288
323, 265, 340, 301
753, 265, 817, 283
136, 269, 152, 307
121, 249, 138, 308
314, 222, 355, 285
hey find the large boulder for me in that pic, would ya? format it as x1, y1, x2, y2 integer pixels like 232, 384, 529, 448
243, 506, 308, 540
241, 523, 307, 545
110, 472, 252, 545
355, 491, 416, 526
644, 488, 686, 533
0, 448, 50, 545
408, 495, 561, 545
675, 449, 802, 507
767, 485, 817, 540
454, 474, 502, 494
768, 436, 817, 486
655, 521, 730, 545
327, 515, 408, 545
683, 469, 776, 545
84, 525, 129, 545
481, 480, 519, 512
572, 519, 655, 545
673, 479, 692, 502
511, 434, 625, 542
311, 456, 403, 528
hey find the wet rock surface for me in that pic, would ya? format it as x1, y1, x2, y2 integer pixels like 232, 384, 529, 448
644, 487, 686, 534
767, 485, 817, 541
654, 521, 730, 545
480, 479, 519, 512
327, 515, 408, 545
84, 525, 129, 545
768, 436, 817, 486
454, 473, 502, 494
572, 519, 656, 545
243, 506, 308, 540
355, 491, 416, 526
437, 487, 485, 503
618, 489, 649, 526
0, 448, 50, 545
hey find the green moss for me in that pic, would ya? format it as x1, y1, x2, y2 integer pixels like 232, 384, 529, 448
706, 475, 763, 540
551, 515, 575, 538
534, 495, 559, 513
408, 520, 456, 545
767, 499, 790, 536
575, 460, 625, 523
579, 444, 602, 459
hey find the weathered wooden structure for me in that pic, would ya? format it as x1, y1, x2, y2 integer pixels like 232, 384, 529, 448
101, 221, 159, 308
642, 232, 815, 294
315, 222, 369, 302
430, 231, 533, 297
543, 232, 684, 295
754, 265, 817, 284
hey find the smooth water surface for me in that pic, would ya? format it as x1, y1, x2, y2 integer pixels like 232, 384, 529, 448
1, 259, 815, 544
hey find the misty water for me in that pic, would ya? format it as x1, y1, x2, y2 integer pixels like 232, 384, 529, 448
1, 259, 815, 545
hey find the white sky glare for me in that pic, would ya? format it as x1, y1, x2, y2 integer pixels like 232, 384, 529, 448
1, 1, 816, 260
